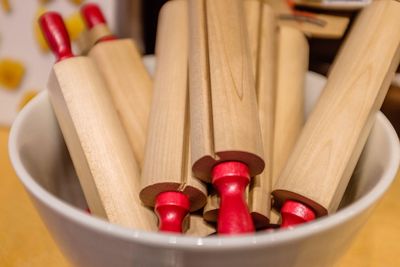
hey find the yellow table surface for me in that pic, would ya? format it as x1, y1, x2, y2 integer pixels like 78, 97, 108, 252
0, 126, 399, 267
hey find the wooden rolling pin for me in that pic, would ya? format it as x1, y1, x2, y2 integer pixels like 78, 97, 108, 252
140, 0, 207, 233
272, 0, 400, 227
201, 2, 277, 230
201, 0, 265, 226
80, 4, 152, 168
249, 3, 277, 229
269, 25, 309, 225
189, 0, 264, 234
39, 12, 156, 231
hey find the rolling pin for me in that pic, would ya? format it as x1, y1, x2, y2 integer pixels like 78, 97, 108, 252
248, 3, 277, 229
81, 3, 152, 168
201, 2, 277, 230
140, 0, 207, 233
189, 0, 264, 234
272, 0, 400, 228
201, 0, 266, 226
39, 12, 156, 231
269, 25, 309, 225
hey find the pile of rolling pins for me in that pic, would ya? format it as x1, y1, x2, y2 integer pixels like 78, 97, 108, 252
38, 0, 400, 236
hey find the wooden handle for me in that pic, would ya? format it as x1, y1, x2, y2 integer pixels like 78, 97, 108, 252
190, 0, 265, 184
140, 0, 206, 232
212, 161, 254, 234
39, 12, 73, 61
272, 0, 400, 220
155, 191, 190, 233
86, 5, 152, 169
40, 13, 156, 231
248, 3, 278, 229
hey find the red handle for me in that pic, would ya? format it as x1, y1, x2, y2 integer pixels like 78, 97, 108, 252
39, 12, 73, 62
155, 191, 190, 233
212, 161, 254, 234
280, 200, 316, 228
81, 3, 115, 42
81, 3, 107, 29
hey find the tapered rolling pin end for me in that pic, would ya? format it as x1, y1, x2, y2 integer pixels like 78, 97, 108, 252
81, 3, 115, 41
212, 161, 255, 234
155, 191, 190, 233
39, 12, 73, 62
280, 200, 316, 228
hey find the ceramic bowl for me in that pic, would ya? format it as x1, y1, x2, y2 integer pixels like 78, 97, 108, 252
8, 72, 400, 267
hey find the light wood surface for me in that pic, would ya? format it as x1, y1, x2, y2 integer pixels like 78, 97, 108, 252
248, 3, 277, 229
244, 0, 262, 78
140, 0, 206, 211
190, 0, 264, 182
48, 57, 156, 231
272, 26, 308, 185
1, 126, 400, 265
89, 39, 152, 168
270, 25, 308, 225
272, 0, 400, 217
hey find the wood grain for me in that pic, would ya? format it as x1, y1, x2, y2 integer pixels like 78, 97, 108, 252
272, 0, 400, 217
190, 0, 265, 182
248, 3, 277, 228
272, 26, 308, 185
140, 0, 206, 211
89, 39, 152, 168
48, 57, 157, 231
244, 0, 262, 78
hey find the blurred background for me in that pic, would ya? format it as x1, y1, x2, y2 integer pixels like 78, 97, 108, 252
0, 0, 398, 133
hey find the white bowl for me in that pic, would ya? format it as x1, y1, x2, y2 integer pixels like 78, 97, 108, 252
8, 72, 400, 267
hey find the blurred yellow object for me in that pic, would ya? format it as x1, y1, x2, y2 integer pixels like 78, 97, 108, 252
18, 90, 38, 110
65, 12, 85, 41
34, 7, 49, 52
1, 0, 11, 13
69, 0, 85, 5
0, 59, 25, 90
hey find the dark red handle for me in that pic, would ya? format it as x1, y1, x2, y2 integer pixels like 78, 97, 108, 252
280, 200, 316, 228
81, 3, 107, 29
155, 191, 190, 233
39, 12, 73, 62
81, 3, 116, 42
212, 161, 254, 234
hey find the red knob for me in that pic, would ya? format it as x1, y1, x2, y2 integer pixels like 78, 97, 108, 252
155, 191, 190, 233
39, 12, 73, 62
81, 3, 115, 42
280, 200, 316, 228
212, 161, 254, 234
81, 3, 107, 29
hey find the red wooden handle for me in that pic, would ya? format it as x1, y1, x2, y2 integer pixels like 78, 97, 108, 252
280, 200, 316, 228
81, 3, 107, 29
39, 12, 73, 62
81, 3, 115, 42
212, 161, 254, 234
155, 191, 190, 233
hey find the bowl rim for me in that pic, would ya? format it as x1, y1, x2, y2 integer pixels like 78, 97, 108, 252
8, 89, 400, 251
